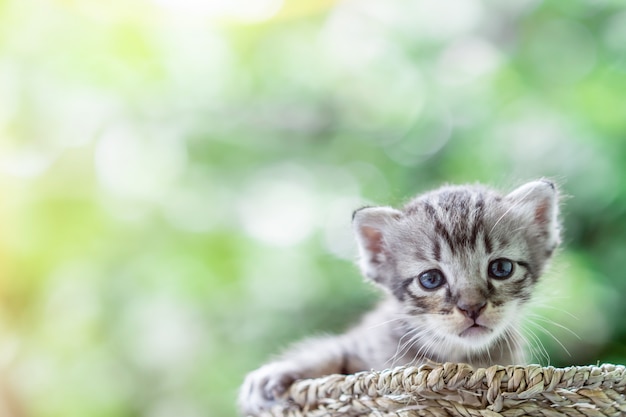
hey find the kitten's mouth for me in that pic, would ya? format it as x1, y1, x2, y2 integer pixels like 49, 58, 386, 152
459, 324, 491, 338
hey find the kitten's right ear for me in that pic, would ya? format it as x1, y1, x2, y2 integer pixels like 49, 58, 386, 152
505, 179, 560, 250
352, 206, 402, 281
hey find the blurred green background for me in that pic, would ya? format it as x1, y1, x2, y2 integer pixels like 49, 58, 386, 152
1, 0, 625, 416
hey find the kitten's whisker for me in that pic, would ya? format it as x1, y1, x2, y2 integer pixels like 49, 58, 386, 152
526, 314, 581, 340
387, 332, 415, 366
501, 329, 517, 364
388, 328, 425, 367
526, 320, 572, 358
394, 330, 422, 359
424, 337, 442, 363
530, 333, 550, 364
366, 316, 408, 330
511, 329, 529, 364
412, 332, 436, 360
511, 325, 542, 364
506, 328, 526, 360
530, 305, 579, 321
411, 336, 433, 364
412, 333, 439, 365
485, 343, 493, 365
398, 334, 424, 367
521, 326, 551, 365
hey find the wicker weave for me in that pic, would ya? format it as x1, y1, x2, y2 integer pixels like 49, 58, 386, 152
255, 362, 626, 417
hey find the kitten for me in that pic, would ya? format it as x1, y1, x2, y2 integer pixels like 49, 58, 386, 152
239, 180, 560, 415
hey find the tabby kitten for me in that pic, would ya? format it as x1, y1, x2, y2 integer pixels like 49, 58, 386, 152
239, 180, 560, 415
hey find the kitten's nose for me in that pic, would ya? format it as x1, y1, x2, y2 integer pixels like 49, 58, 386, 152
457, 301, 487, 321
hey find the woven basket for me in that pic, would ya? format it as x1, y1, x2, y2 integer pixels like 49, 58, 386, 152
256, 362, 626, 417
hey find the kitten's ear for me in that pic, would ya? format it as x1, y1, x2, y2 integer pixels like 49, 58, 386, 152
506, 179, 560, 248
352, 206, 402, 281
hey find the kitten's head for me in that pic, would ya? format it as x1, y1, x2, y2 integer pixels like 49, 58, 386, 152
353, 180, 560, 354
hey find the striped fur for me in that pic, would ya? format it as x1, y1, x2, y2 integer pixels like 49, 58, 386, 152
239, 180, 560, 415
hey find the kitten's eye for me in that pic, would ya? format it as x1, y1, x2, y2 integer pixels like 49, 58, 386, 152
488, 258, 514, 279
418, 269, 446, 290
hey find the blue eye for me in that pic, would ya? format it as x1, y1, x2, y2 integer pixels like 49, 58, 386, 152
488, 259, 514, 279
418, 269, 446, 290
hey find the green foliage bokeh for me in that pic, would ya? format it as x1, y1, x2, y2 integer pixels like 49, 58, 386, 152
0, 1, 625, 416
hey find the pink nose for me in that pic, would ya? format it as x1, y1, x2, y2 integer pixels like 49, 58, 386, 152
457, 301, 486, 320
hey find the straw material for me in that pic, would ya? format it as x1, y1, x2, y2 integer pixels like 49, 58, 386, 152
255, 362, 626, 417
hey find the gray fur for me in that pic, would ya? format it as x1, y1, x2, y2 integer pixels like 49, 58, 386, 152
239, 180, 560, 415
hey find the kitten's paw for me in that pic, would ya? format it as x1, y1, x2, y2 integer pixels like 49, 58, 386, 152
238, 363, 300, 415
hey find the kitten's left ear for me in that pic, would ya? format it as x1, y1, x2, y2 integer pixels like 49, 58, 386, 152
352, 206, 402, 282
506, 179, 560, 248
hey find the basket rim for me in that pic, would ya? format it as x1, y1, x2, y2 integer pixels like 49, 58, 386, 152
283, 362, 626, 408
